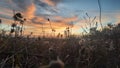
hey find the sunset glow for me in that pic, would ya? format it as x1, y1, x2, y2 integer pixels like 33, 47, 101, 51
0, 0, 120, 36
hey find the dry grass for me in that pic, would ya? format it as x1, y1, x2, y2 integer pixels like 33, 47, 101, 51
0, 24, 120, 68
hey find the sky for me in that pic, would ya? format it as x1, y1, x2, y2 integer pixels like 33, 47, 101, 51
0, 0, 120, 36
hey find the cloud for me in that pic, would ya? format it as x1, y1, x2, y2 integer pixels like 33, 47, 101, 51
10, 0, 60, 19
24, 3, 36, 19
3, 0, 120, 36
12, 0, 36, 19
43, 0, 61, 6
12, 0, 33, 10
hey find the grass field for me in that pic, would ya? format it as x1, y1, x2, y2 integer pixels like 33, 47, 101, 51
0, 23, 120, 68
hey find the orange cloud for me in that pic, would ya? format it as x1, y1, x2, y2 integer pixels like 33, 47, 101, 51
43, 0, 61, 6
22, 15, 79, 36
44, 0, 54, 6
23, 3, 36, 19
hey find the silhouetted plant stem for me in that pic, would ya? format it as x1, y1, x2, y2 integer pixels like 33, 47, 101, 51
42, 24, 45, 38
98, 0, 103, 29
86, 13, 91, 28
48, 18, 56, 37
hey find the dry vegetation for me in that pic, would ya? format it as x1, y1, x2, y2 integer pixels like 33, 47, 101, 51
0, 22, 120, 68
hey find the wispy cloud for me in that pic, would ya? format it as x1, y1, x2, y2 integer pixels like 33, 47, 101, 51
43, 0, 61, 6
